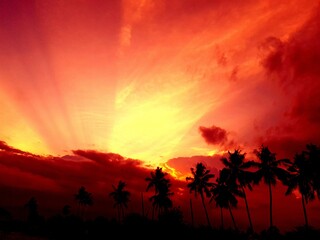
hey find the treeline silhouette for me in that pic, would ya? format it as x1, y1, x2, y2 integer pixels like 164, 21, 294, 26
0, 144, 320, 239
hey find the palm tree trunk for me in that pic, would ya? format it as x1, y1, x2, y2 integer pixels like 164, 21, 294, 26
145, 206, 150, 218
121, 205, 125, 222
220, 207, 224, 230
301, 195, 308, 228
268, 183, 273, 228
228, 205, 237, 231
141, 192, 145, 217
241, 185, 254, 232
77, 203, 81, 217
80, 205, 84, 218
152, 205, 155, 220
117, 205, 120, 222
158, 206, 161, 219
82, 206, 86, 220
190, 198, 194, 227
200, 193, 211, 228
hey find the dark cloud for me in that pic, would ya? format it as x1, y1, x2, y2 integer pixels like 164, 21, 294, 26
0, 141, 189, 220
0, 140, 34, 155
261, 6, 320, 86
259, 6, 320, 151
287, 88, 320, 123
255, 135, 309, 160
73, 150, 125, 164
260, 36, 284, 75
199, 125, 228, 145
0, 146, 153, 195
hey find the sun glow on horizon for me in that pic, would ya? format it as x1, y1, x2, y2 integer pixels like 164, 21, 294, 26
1, 1, 320, 234
106, 70, 216, 164
0, 0, 318, 169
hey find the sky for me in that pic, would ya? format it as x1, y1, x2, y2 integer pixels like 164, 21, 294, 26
0, 0, 320, 232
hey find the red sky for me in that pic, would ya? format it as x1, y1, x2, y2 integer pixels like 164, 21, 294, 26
0, 0, 320, 233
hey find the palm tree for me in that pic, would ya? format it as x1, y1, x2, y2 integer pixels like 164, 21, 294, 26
145, 167, 171, 220
189, 198, 194, 227
146, 167, 169, 193
210, 177, 225, 230
24, 197, 39, 222
74, 186, 93, 219
141, 192, 145, 217
220, 149, 255, 232
109, 180, 131, 222
252, 145, 290, 229
145, 167, 173, 219
304, 144, 320, 199
285, 152, 314, 228
210, 169, 244, 230
186, 162, 214, 228
149, 180, 173, 218
62, 205, 71, 216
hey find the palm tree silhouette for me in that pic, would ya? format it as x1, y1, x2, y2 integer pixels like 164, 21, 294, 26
145, 167, 171, 220
146, 167, 170, 193
210, 177, 225, 230
305, 144, 320, 199
141, 192, 145, 217
210, 169, 244, 231
189, 198, 194, 227
285, 144, 320, 228
252, 145, 290, 229
149, 180, 173, 218
62, 204, 71, 216
145, 167, 173, 219
285, 151, 314, 228
186, 162, 214, 228
109, 180, 131, 222
221, 149, 255, 232
24, 197, 39, 222
74, 186, 93, 219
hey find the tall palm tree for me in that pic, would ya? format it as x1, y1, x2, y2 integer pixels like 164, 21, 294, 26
285, 152, 314, 228
74, 186, 93, 219
210, 177, 225, 230
221, 149, 255, 232
62, 205, 71, 216
149, 181, 173, 218
186, 162, 214, 228
24, 197, 39, 222
141, 192, 145, 217
305, 144, 320, 199
145, 167, 172, 220
210, 169, 244, 230
146, 167, 169, 193
109, 180, 131, 222
252, 145, 290, 229
189, 198, 194, 227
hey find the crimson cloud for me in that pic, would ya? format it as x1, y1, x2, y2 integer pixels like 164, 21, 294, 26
258, 6, 320, 159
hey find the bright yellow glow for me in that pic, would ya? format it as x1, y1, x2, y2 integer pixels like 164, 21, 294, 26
161, 162, 182, 179
0, 0, 317, 172
108, 73, 213, 165
0, 91, 51, 155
